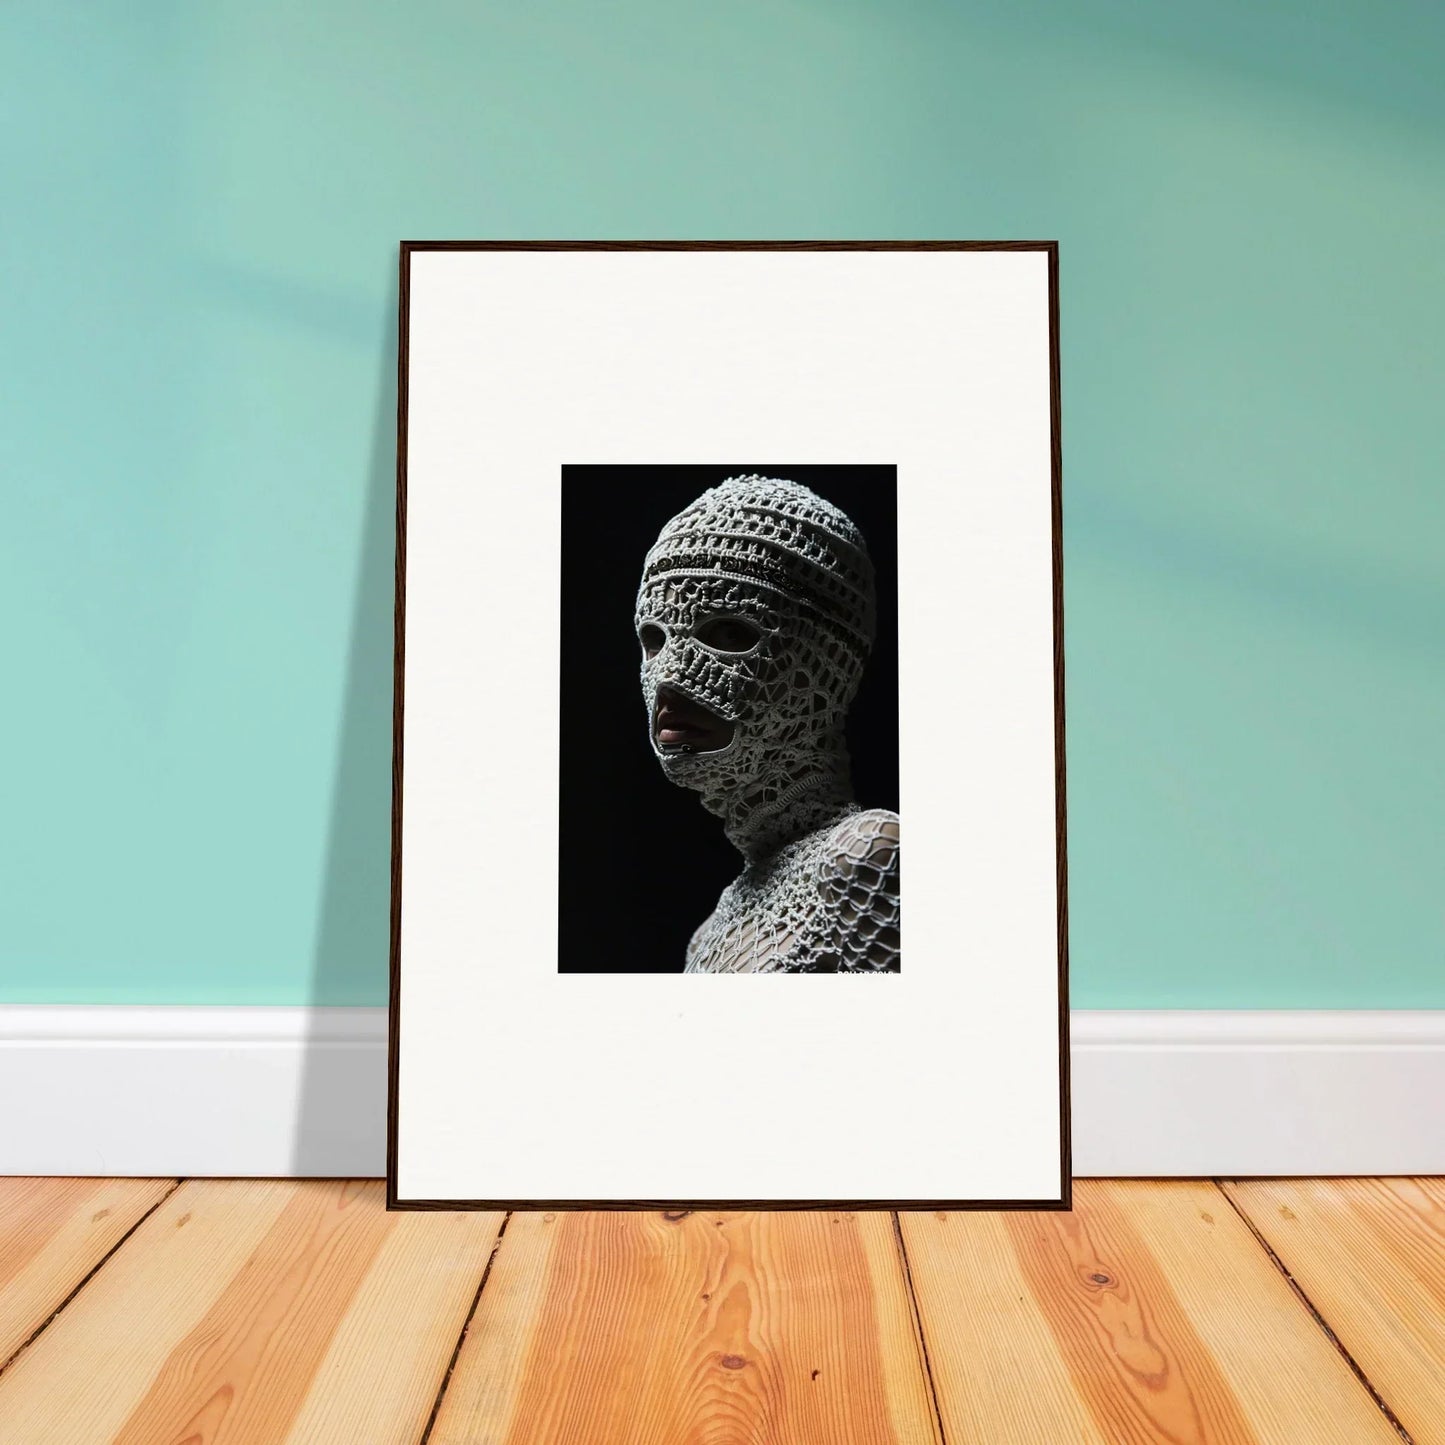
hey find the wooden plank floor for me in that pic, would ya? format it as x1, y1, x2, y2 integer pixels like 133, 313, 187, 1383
0, 1179, 1437, 1444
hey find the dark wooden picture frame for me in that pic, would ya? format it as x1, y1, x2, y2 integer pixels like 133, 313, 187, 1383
387, 241, 1069, 1212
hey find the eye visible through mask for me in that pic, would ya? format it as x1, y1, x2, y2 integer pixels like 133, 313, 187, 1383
638, 615, 763, 660
694, 616, 762, 654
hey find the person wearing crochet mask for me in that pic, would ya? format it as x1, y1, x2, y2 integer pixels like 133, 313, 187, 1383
634, 475, 900, 974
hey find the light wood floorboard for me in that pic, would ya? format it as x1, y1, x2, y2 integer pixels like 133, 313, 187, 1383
0, 1176, 176, 1369
900, 1180, 1405, 1444
0, 1178, 1434, 1444
432, 1207, 940, 1445
1226, 1176, 1444, 1443
0, 1179, 502, 1444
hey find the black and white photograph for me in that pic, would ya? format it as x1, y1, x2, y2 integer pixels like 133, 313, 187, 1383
390, 242, 1067, 1208
560, 465, 899, 976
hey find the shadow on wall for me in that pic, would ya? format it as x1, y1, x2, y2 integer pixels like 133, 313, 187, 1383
1069, 494, 1445, 664
290, 269, 398, 1176
815, 0, 1443, 133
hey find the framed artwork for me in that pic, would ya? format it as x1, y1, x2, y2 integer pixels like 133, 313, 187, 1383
388, 241, 1069, 1210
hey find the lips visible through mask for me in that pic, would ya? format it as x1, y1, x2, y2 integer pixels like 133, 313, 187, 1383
652, 685, 736, 754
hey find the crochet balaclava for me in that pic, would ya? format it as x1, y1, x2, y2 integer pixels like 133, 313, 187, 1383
635, 475, 876, 857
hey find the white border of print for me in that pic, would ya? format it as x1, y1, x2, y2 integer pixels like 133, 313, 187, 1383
394, 245, 1064, 1206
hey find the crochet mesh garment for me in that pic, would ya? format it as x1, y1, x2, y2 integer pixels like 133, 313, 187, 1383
635, 475, 901, 974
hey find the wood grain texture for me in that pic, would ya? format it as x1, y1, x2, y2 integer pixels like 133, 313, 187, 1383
430, 1208, 941, 1445
900, 1181, 1401, 1444
0, 1176, 175, 1369
0, 1179, 502, 1445
1225, 1176, 1445, 1442
1, 1179, 1436, 1444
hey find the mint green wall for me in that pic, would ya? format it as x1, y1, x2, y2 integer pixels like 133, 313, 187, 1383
2, 3, 1441, 1006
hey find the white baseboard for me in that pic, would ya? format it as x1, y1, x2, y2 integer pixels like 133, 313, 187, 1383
0, 1006, 385, 1179
1, 1006, 1440, 1179
1070, 1010, 1444, 1177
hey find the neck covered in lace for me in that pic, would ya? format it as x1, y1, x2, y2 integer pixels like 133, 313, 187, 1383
708, 730, 860, 862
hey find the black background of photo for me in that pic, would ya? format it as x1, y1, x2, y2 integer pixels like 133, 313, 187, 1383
558, 465, 898, 973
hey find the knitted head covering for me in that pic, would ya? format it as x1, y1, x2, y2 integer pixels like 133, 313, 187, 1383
635, 475, 876, 831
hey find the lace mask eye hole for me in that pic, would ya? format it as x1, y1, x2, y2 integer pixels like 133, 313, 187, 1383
695, 616, 763, 653
638, 622, 666, 658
